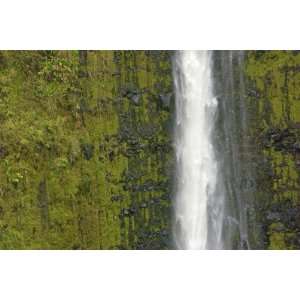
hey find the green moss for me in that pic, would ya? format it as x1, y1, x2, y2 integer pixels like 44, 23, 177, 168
0, 50, 173, 249
246, 50, 300, 249
268, 223, 296, 250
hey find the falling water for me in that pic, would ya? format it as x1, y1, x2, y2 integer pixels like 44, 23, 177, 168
214, 51, 254, 249
173, 50, 254, 250
173, 51, 224, 249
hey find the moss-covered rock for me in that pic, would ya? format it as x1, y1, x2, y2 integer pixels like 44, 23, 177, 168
1, 50, 299, 250
0, 50, 173, 249
245, 50, 300, 249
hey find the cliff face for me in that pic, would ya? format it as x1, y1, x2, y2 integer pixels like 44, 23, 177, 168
245, 51, 300, 249
0, 51, 173, 249
0, 50, 300, 250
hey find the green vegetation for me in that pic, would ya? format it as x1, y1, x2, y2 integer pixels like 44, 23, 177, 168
245, 51, 300, 249
1, 50, 299, 249
0, 51, 173, 249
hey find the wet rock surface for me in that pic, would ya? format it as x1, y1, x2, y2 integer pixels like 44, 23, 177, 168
245, 50, 300, 249
2, 50, 300, 250
159, 92, 173, 108
0, 145, 8, 159
0, 50, 173, 249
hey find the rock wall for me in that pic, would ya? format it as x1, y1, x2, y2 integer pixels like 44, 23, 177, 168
0, 51, 173, 249
1, 50, 300, 249
245, 51, 300, 249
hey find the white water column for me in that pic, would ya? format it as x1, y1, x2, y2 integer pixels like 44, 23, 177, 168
173, 51, 222, 250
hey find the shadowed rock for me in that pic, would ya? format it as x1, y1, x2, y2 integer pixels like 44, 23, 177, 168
159, 92, 172, 108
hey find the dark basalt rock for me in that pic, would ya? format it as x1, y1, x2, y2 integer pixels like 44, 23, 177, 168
262, 127, 299, 153
266, 211, 281, 222
136, 124, 157, 139
108, 150, 115, 161
139, 202, 148, 209
247, 87, 260, 98
121, 169, 143, 183
159, 92, 172, 108
160, 229, 168, 237
0, 145, 8, 159
131, 94, 140, 105
293, 143, 300, 153
128, 206, 138, 215
119, 206, 138, 218
125, 180, 164, 193
111, 195, 124, 202
119, 208, 130, 218
81, 143, 94, 160
120, 85, 141, 105
149, 197, 161, 206
266, 202, 300, 233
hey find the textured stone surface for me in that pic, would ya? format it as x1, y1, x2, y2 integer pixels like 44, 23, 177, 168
0, 50, 300, 249
0, 50, 173, 249
245, 51, 300, 249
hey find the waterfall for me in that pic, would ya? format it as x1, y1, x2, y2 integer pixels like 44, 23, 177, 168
173, 50, 254, 250
214, 51, 252, 249
173, 51, 224, 249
